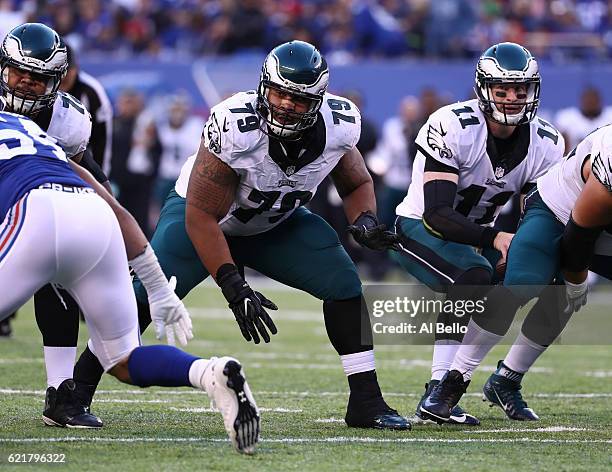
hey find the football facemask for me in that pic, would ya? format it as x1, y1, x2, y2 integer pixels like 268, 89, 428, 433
475, 42, 540, 126
0, 23, 68, 116
257, 40, 329, 140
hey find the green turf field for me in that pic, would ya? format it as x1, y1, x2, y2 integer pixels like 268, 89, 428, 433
0, 283, 610, 471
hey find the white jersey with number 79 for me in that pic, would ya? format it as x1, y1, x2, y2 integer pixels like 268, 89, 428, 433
175, 91, 361, 236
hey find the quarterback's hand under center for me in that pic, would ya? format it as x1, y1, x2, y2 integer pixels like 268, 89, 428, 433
493, 231, 514, 262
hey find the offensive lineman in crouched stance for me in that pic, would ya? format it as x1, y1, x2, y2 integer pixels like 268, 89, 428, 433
71, 40, 410, 430
0, 104, 259, 454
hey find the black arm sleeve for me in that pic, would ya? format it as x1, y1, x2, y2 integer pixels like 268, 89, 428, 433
561, 215, 603, 272
422, 178, 499, 248
423, 150, 459, 174
78, 148, 109, 184
90, 115, 109, 169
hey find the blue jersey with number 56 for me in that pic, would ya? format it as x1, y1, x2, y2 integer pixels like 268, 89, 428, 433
0, 111, 89, 221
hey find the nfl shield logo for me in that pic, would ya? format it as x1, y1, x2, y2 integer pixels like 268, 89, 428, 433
286, 166, 295, 176
495, 166, 505, 179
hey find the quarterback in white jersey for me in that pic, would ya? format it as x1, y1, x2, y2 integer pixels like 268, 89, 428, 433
423, 125, 612, 425
394, 43, 564, 426
132, 41, 410, 431
397, 98, 562, 224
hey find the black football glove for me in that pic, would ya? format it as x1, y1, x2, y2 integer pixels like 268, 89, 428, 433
347, 211, 400, 251
217, 264, 278, 344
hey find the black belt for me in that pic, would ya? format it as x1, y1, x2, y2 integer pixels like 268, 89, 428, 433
38, 183, 95, 194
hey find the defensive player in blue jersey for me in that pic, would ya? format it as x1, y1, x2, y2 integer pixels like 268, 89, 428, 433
1, 23, 197, 429
0, 105, 260, 454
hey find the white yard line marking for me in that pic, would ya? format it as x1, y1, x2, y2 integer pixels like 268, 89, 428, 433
464, 427, 590, 434
0, 437, 610, 445
0, 358, 555, 372
584, 371, 612, 378
170, 407, 302, 413
190, 307, 321, 322
1, 388, 610, 399
315, 418, 345, 423
0, 358, 44, 364
94, 399, 170, 404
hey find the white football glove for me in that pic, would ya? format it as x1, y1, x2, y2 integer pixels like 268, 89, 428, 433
149, 276, 193, 346
563, 279, 588, 315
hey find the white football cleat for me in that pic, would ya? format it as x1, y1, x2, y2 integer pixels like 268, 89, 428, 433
199, 356, 260, 454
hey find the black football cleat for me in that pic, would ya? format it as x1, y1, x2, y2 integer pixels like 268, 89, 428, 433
482, 362, 539, 421
448, 403, 480, 426
0, 316, 13, 337
419, 370, 469, 424
413, 380, 480, 425
43, 379, 103, 428
345, 395, 411, 430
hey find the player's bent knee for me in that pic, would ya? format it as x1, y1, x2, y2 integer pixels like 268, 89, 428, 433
504, 272, 549, 304
321, 267, 362, 301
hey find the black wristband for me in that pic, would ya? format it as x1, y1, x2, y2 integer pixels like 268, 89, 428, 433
216, 263, 239, 281
216, 263, 249, 304
352, 211, 378, 228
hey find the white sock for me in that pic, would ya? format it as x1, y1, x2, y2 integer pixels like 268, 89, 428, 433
341, 350, 375, 376
451, 319, 503, 382
43, 346, 77, 388
503, 332, 547, 374
188, 358, 212, 388
431, 340, 461, 381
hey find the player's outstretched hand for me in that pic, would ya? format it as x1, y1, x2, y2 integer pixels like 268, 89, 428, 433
348, 211, 400, 251
150, 276, 194, 346
563, 279, 588, 315
218, 265, 278, 344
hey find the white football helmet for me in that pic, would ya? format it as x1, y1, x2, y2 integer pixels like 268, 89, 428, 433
475, 42, 540, 126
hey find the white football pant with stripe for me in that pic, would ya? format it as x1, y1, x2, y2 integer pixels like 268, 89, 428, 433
0, 188, 140, 370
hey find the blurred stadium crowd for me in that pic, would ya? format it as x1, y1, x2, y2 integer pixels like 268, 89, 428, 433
1, 0, 612, 60
0, 1, 610, 283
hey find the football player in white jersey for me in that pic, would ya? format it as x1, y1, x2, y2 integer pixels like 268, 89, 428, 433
420, 125, 612, 423
72, 40, 410, 431
0, 23, 190, 428
393, 42, 565, 424
0, 106, 260, 454
154, 94, 204, 204
554, 86, 612, 152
